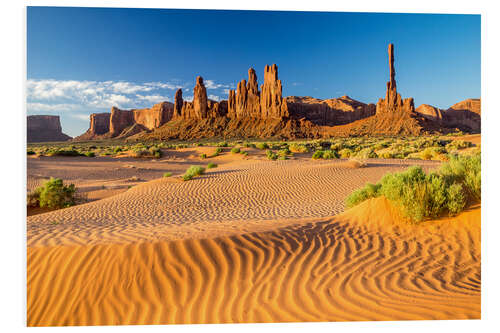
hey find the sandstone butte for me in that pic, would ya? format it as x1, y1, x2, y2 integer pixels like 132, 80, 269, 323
27, 115, 72, 143
71, 43, 480, 141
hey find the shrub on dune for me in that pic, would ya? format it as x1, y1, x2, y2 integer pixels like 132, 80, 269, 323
231, 147, 241, 154
339, 148, 353, 159
182, 165, 206, 181
200, 153, 207, 159
289, 143, 309, 153
266, 150, 278, 160
312, 150, 324, 159
345, 154, 481, 223
28, 177, 76, 209
207, 162, 217, 169
163, 172, 172, 177
256, 142, 269, 150
322, 150, 339, 159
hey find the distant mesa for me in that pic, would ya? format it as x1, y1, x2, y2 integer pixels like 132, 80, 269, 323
72, 43, 480, 141
27, 115, 71, 143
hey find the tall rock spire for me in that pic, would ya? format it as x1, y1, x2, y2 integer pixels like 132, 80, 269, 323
376, 43, 415, 114
173, 88, 183, 118
260, 64, 289, 119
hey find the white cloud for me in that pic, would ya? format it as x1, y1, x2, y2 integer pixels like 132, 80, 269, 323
70, 114, 92, 121
208, 94, 220, 101
204, 79, 231, 90
27, 78, 183, 113
184, 95, 194, 102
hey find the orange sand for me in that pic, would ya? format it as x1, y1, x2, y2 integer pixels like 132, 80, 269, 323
26, 151, 479, 326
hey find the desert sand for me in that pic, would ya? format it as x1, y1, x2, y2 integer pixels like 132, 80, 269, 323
26, 148, 480, 326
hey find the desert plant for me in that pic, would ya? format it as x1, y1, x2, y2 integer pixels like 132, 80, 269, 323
322, 150, 339, 159
266, 150, 278, 160
256, 142, 269, 150
200, 153, 207, 159
289, 143, 309, 153
84, 151, 95, 157
312, 150, 324, 159
339, 148, 353, 159
231, 147, 241, 154
182, 165, 206, 181
163, 172, 172, 177
28, 178, 76, 209
207, 162, 217, 169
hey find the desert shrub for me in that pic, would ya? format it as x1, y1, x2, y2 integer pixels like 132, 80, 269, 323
322, 150, 339, 159
163, 172, 172, 177
84, 151, 95, 157
355, 148, 377, 159
217, 142, 229, 147
346, 183, 381, 208
445, 140, 473, 152
345, 154, 481, 223
312, 150, 324, 159
113, 147, 123, 153
244, 142, 256, 148
209, 148, 223, 157
200, 153, 207, 159
207, 162, 217, 169
28, 178, 76, 209
339, 148, 353, 159
266, 150, 278, 160
256, 142, 269, 150
278, 148, 291, 156
231, 147, 241, 154
46, 149, 82, 157
182, 165, 205, 181
278, 155, 288, 160
289, 143, 309, 153
241, 151, 248, 156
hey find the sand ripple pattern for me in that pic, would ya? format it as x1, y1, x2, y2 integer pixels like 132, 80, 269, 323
27, 159, 439, 246
27, 206, 480, 326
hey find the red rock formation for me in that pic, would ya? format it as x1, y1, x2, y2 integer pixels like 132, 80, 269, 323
376, 44, 415, 114
173, 89, 183, 118
416, 104, 444, 122
260, 64, 289, 118
133, 102, 174, 130
442, 99, 481, 132
193, 76, 208, 119
27, 115, 71, 142
286, 95, 376, 126
180, 76, 228, 119
109, 107, 135, 136
89, 113, 111, 135
227, 90, 236, 118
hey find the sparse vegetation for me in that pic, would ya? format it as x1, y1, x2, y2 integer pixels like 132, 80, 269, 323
207, 162, 217, 169
231, 147, 241, 154
27, 178, 76, 209
163, 172, 172, 177
266, 150, 278, 160
344, 153, 481, 223
256, 142, 269, 150
182, 165, 206, 181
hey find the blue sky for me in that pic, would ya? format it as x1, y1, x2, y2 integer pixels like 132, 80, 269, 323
27, 7, 480, 137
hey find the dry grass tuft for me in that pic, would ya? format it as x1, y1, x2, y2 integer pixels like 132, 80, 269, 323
343, 158, 368, 169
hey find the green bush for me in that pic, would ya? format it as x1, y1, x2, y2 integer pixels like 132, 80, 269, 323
200, 153, 207, 159
256, 142, 269, 150
207, 162, 217, 169
163, 172, 172, 177
344, 154, 481, 223
266, 150, 278, 160
47, 149, 82, 157
355, 148, 377, 159
339, 148, 353, 159
182, 165, 206, 181
289, 143, 308, 153
231, 147, 241, 154
217, 142, 229, 147
322, 150, 339, 159
28, 178, 76, 209
84, 151, 95, 157
312, 150, 324, 159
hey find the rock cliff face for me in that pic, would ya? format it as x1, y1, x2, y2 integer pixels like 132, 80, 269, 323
376, 44, 415, 115
286, 96, 376, 126
89, 113, 111, 135
173, 89, 183, 118
27, 115, 71, 142
443, 99, 481, 132
416, 104, 444, 122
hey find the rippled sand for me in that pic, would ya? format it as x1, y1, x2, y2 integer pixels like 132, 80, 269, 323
26, 151, 479, 326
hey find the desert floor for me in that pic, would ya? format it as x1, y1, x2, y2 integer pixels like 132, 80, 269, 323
26, 147, 480, 326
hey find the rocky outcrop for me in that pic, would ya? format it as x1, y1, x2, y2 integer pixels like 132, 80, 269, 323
179, 76, 227, 120
260, 64, 289, 119
416, 104, 444, 122
232, 68, 261, 118
133, 102, 174, 130
443, 99, 481, 132
173, 89, 183, 118
109, 107, 135, 136
27, 115, 71, 142
89, 113, 111, 135
376, 44, 415, 115
286, 96, 376, 126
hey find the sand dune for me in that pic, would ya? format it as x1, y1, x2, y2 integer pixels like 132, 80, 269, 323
27, 197, 480, 326
27, 156, 479, 326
